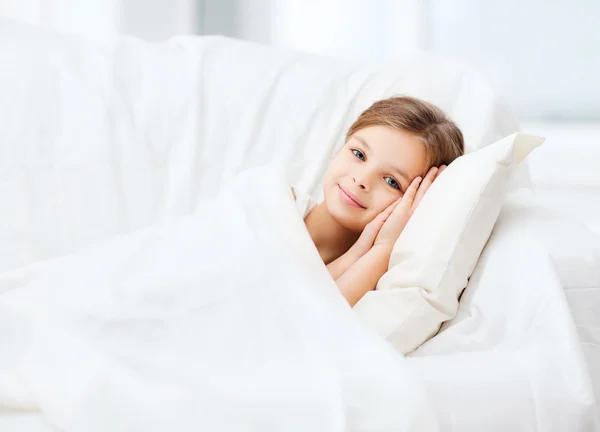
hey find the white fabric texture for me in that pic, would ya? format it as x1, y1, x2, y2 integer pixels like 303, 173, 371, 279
526, 124, 600, 234
524, 124, 600, 408
0, 166, 437, 432
0, 18, 598, 431
502, 191, 600, 407
354, 133, 543, 354
0, 18, 521, 273
408, 200, 599, 430
292, 188, 317, 219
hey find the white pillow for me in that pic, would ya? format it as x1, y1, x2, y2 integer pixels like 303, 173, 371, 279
353, 132, 544, 354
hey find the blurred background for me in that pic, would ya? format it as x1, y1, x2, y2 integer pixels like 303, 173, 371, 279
2, 0, 600, 124
1, 1, 599, 226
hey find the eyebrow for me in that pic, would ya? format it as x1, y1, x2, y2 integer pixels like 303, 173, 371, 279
353, 135, 411, 183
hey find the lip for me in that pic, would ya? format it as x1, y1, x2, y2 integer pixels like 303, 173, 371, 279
337, 184, 366, 209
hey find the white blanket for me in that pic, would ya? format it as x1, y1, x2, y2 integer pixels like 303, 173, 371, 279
0, 18, 520, 274
0, 166, 437, 432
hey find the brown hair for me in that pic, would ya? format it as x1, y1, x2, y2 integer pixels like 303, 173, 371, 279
346, 96, 464, 167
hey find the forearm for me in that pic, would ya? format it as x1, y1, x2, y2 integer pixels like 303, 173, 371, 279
326, 247, 363, 280
335, 245, 392, 307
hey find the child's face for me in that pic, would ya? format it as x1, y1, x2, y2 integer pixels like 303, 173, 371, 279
323, 125, 429, 232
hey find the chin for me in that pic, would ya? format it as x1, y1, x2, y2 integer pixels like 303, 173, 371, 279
325, 197, 368, 233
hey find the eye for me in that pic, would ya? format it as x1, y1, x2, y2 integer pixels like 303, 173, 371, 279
352, 149, 366, 161
385, 176, 401, 190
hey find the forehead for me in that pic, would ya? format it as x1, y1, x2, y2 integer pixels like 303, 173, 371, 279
351, 126, 429, 177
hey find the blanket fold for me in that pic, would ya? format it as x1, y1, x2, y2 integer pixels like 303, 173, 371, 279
0, 166, 436, 432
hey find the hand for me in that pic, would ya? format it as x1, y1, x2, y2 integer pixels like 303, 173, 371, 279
348, 197, 401, 258
373, 165, 445, 250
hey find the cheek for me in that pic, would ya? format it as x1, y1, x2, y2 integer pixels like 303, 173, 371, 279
324, 154, 348, 184
350, 191, 396, 230
370, 187, 400, 214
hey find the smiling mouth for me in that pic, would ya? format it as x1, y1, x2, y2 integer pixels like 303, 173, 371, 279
337, 184, 366, 209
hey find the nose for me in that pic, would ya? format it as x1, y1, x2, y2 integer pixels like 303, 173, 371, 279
352, 174, 369, 191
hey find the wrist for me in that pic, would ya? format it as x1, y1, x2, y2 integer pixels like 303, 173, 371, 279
348, 242, 369, 260
371, 243, 393, 262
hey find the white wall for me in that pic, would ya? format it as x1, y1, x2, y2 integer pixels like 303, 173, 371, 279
2, 0, 598, 121
121, 0, 197, 41
206, 0, 425, 61
428, 0, 600, 121
0, 0, 424, 59
0, 0, 198, 42
0, 0, 121, 42
235, 0, 273, 45
266, 0, 424, 61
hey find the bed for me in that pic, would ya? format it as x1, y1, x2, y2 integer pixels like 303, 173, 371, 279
526, 125, 600, 422
0, 18, 598, 431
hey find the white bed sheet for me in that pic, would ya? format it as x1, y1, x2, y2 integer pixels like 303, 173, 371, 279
524, 123, 600, 418
406, 191, 599, 431
525, 123, 600, 233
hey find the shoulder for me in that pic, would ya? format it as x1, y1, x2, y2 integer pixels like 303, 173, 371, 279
290, 186, 317, 219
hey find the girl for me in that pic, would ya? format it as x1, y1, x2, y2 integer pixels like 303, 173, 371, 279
295, 96, 464, 306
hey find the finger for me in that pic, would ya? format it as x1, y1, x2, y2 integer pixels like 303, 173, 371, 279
366, 200, 397, 229
436, 165, 447, 179
414, 167, 438, 207
372, 199, 400, 227
384, 198, 401, 214
398, 176, 421, 210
